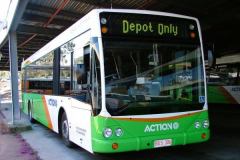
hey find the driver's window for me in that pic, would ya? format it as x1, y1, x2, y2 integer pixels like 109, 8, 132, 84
72, 44, 90, 90
74, 45, 90, 86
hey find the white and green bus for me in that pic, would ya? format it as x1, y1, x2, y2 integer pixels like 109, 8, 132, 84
21, 9, 209, 153
207, 54, 240, 105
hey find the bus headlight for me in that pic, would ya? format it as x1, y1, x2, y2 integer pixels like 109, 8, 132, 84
101, 18, 107, 24
189, 24, 195, 30
103, 128, 112, 138
115, 128, 123, 137
194, 121, 201, 129
203, 120, 209, 128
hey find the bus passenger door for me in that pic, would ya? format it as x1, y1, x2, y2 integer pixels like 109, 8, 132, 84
68, 44, 93, 153
69, 98, 93, 153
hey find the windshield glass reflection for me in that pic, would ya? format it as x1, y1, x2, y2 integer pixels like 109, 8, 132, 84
103, 40, 205, 116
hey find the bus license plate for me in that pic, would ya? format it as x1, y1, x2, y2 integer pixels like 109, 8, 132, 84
154, 139, 172, 148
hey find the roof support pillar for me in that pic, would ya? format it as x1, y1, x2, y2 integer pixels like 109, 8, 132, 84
8, 31, 20, 123
6, 0, 29, 124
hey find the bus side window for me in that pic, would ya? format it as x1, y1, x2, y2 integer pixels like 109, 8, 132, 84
60, 42, 72, 95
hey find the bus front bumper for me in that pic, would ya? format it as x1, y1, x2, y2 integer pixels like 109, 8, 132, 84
92, 129, 210, 153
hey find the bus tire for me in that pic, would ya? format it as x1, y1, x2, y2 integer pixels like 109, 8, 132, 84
28, 101, 35, 123
61, 112, 74, 147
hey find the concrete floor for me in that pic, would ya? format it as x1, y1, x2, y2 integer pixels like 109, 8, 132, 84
2, 89, 239, 160
21, 111, 240, 160
0, 106, 39, 160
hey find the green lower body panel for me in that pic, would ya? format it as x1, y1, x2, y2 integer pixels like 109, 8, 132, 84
91, 110, 210, 153
207, 86, 239, 104
21, 93, 53, 129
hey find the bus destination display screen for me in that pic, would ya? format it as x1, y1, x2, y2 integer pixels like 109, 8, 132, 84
100, 12, 199, 42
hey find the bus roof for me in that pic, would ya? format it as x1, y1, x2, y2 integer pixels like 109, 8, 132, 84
22, 9, 199, 68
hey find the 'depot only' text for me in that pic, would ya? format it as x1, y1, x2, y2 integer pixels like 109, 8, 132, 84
122, 20, 178, 36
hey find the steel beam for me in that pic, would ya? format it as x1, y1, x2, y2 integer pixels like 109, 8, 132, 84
10, 0, 30, 31
17, 32, 56, 38
1, 47, 37, 52
8, 32, 20, 122
0, 67, 12, 71
17, 24, 62, 36
72, 0, 125, 8
22, 13, 74, 26
0, 58, 9, 61
26, 3, 82, 19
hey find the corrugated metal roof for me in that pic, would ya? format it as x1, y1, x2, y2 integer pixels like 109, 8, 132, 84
0, 0, 240, 70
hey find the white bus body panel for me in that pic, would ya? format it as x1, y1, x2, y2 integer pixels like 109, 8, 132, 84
69, 98, 93, 153
43, 95, 65, 132
43, 95, 93, 153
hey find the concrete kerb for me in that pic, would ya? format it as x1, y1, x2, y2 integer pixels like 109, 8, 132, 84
7, 120, 32, 133
0, 100, 32, 133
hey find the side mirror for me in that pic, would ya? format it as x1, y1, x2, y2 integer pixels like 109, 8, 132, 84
208, 50, 214, 67
204, 44, 215, 68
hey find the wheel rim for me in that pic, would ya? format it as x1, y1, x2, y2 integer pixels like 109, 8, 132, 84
62, 120, 69, 139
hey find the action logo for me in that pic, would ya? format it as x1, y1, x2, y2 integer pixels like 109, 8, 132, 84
144, 122, 179, 133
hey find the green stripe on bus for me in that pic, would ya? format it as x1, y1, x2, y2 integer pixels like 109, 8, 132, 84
22, 93, 52, 128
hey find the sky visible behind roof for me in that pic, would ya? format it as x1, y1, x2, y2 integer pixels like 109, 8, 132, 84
0, 0, 11, 21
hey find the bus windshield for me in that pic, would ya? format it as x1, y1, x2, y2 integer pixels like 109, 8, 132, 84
103, 39, 205, 116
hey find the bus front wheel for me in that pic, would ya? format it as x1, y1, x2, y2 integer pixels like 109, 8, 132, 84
61, 112, 74, 147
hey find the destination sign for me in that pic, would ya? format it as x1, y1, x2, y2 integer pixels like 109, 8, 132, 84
100, 12, 199, 42
122, 20, 178, 36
